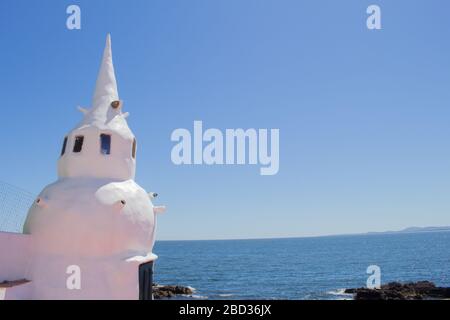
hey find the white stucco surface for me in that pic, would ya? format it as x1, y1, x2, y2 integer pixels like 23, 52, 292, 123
0, 232, 31, 282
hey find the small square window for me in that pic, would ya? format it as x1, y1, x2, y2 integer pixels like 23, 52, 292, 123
100, 134, 111, 155
132, 139, 137, 159
73, 136, 84, 153
61, 137, 68, 156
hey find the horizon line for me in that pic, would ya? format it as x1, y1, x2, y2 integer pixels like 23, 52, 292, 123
156, 225, 450, 242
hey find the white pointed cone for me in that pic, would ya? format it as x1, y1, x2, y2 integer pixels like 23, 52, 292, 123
92, 34, 119, 110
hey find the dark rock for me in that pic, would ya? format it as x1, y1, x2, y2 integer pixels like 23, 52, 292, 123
345, 281, 450, 300
152, 284, 194, 299
0, 279, 30, 288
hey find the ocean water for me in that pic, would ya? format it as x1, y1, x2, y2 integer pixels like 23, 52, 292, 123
153, 231, 450, 300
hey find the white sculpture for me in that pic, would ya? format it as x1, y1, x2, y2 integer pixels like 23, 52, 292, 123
0, 34, 164, 300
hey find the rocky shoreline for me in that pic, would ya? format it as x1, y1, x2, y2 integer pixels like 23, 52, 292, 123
345, 281, 450, 300
152, 281, 450, 300
152, 284, 194, 299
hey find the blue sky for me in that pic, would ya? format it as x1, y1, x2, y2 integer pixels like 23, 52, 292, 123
1, 0, 450, 240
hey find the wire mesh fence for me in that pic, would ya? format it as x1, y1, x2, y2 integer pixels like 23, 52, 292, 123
0, 180, 36, 233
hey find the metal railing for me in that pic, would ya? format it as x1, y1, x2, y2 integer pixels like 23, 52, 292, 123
0, 181, 35, 233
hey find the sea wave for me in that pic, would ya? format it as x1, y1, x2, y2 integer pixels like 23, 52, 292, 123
188, 294, 208, 299
327, 289, 348, 295
326, 289, 353, 300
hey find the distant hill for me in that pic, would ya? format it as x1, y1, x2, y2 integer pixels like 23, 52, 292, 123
367, 226, 450, 235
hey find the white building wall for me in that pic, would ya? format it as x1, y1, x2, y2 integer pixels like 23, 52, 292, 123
0, 232, 32, 282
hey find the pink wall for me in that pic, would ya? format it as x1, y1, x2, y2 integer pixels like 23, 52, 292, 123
0, 232, 32, 282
